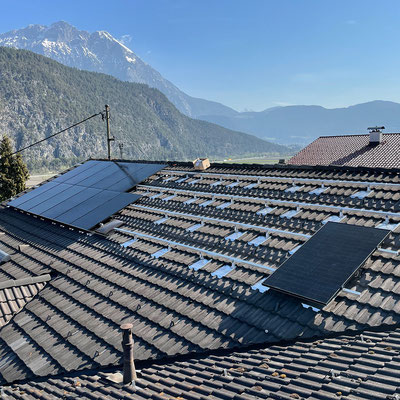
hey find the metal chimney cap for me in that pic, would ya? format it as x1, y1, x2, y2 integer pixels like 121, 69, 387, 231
367, 126, 385, 132
121, 323, 133, 330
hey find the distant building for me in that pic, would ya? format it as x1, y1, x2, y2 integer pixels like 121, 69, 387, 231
289, 129, 400, 169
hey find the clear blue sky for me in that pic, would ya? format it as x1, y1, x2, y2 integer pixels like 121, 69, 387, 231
1, 0, 400, 111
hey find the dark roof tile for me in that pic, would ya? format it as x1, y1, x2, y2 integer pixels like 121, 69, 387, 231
289, 133, 400, 169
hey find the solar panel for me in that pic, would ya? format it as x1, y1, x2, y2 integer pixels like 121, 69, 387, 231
28, 185, 87, 214
53, 161, 166, 191
8, 181, 60, 208
59, 161, 107, 185
53, 160, 102, 184
55, 190, 120, 223
8, 160, 166, 230
16, 183, 73, 211
68, 193, 140, 230
52, 160, 100, 183
263, 222, 389, 306
75, 163, 117, 188
41, 187, 104, 219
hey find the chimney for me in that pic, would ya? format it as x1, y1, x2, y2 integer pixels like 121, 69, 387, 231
367, 126, 385, 145
121, 323, 137, 384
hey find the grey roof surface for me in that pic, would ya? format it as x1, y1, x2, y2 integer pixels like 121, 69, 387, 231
0, 275, 50, 327
1, 160, 400, 396
3, 324, 400, 399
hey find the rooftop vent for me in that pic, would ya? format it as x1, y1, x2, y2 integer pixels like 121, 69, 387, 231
96, 219, 124, 235
368, 126, 385, 145
121, 323, 137, 384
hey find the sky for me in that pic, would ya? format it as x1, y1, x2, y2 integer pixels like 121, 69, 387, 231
1, 0, 400, 112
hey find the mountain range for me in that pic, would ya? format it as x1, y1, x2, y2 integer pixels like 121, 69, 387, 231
0, 47, 287, 172
2, 21, 399, 147
0, 21, 237, 119
199, 100, 400, 145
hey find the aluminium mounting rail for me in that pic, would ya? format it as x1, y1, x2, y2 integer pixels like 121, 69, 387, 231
138, 185, 400, 219
130, 204, 311, 239
160, 169, 400, 189
114, 227, 276, 272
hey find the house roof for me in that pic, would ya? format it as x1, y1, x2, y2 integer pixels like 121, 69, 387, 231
3, 323, 400, 400
1, 159, 400, 397
288, 133, 400, 168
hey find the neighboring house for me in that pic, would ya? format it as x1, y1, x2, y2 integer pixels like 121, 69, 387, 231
0, 159, 400, 399
289, 129, 400, 168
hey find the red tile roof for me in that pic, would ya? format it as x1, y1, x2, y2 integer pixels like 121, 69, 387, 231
289, 133, 400, 168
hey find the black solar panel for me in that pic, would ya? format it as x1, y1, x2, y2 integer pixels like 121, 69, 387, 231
8, 160, 165, 230
70, 193, 140, 230
51, 161, 165, 192
15, 183, 71, 211
28, 185, 86, 215
264, 222, 389, 305
8, 181, 60, 208
52, 160, 101, 184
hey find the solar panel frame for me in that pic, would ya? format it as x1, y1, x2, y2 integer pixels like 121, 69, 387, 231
263, 222, 389, 306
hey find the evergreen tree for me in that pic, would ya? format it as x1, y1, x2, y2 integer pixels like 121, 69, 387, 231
0, 135, 29, 201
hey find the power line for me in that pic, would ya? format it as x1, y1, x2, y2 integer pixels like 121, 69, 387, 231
11, 111, 105, 155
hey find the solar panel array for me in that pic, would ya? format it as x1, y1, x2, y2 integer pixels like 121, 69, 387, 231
264, 222, 389, 305
8, 160, 166, 230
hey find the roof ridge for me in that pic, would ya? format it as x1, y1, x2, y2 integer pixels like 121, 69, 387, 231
319, 132, 400, 138
0, 273, 51, 290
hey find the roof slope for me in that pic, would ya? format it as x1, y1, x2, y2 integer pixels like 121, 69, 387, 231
0, 275, 50, 327
1, 161, 400, 386
289, 133, 400, 168
4, 324, 400, 400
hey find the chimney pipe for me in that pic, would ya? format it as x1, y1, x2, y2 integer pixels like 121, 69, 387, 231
121, 323, 137, 384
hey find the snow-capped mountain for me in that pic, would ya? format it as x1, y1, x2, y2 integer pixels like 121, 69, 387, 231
0, 21, 236, 118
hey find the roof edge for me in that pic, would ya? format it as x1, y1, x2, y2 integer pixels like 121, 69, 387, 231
318, 132, 400, 139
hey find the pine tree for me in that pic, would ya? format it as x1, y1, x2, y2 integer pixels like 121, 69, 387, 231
0, 135, 29, 201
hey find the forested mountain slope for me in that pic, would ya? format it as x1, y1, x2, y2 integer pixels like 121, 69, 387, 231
0, 47, 288, 171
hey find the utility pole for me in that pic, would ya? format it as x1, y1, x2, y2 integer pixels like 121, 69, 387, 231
105, 104, 114, 160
